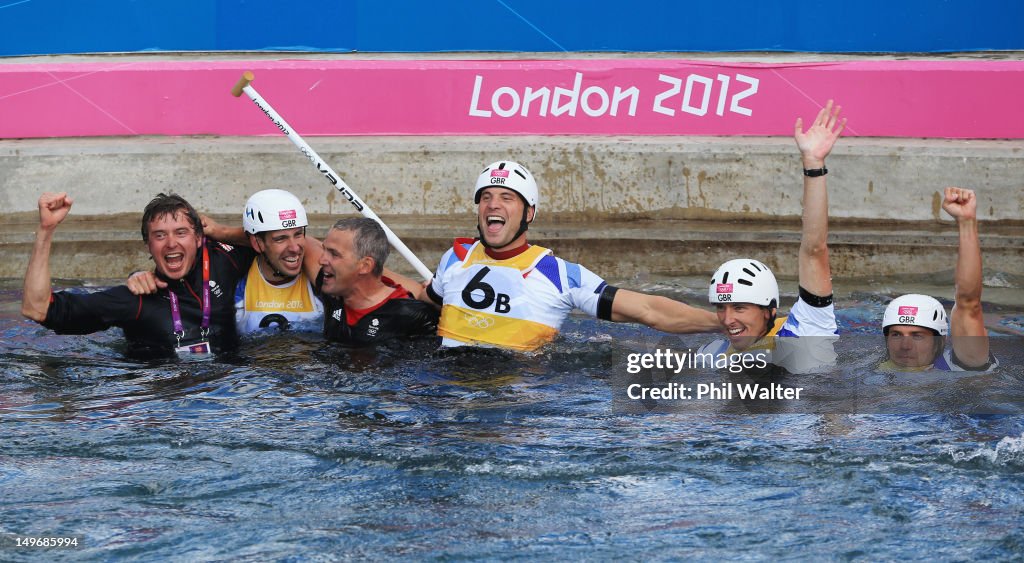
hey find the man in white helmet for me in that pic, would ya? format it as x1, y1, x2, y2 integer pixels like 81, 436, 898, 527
697, 101, 845, 373
129, 189, 324, 333
880, 187, 996, 371
422, 161, 720, 352
131, 189, 435, 345
232, 189, 324, 332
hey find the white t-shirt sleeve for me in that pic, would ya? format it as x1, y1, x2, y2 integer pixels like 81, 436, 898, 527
430, 246, 460, 300
561, 260, 610, 317
778, 297, 838, 337
936, 348, 999, 372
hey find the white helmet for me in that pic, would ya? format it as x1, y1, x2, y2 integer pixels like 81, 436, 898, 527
474, 161, 539, 216
883, 294, 948, 336
243, 189, 308, 234
708, 259, 779, 308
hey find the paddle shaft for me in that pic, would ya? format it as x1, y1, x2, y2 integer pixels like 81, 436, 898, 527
231, 72, 433, 280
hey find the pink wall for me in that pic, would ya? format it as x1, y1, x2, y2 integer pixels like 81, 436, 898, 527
1, 59, 1022, 139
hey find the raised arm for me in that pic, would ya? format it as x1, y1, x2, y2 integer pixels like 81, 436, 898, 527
22, 192, 74, 322
610, 289, 720, 334
793, 100, 845, 298
943, 187, 989, 367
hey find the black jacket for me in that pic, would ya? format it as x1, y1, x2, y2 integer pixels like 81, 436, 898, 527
43, 242, 254, 357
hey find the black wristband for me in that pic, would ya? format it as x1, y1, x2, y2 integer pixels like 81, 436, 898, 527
803, 167, 828, 177
597, 284, 618, 321
798, 286, 833, 308
949, 347, 995, 372
425, 282, 443, 306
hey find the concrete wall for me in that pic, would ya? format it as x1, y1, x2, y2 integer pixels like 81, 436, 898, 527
2, 136, 1022, 221
3, 135, 1022, 281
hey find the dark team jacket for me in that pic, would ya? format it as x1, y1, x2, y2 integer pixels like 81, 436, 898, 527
313, 272, 439, 346
42, 242, 255, 357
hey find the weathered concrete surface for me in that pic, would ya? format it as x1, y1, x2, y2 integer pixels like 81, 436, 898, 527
1, 135, 1022, 282
3, 214, 1022, 285
2, 136, 1022, 221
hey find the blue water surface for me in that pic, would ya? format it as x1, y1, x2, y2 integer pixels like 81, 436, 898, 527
1, 279, 1023, 561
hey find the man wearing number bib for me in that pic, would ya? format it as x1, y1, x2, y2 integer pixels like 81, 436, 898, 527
129, 189, 325, 335
232, 189, 324, 333
423, 160, 720, 352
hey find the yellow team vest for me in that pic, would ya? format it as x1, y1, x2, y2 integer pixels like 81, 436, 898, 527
237, 261, 322, 333
438, 243, 560, 352
724, 316, 788, 356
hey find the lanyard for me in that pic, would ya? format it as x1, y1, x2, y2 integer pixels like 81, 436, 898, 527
168, 243, 211, 345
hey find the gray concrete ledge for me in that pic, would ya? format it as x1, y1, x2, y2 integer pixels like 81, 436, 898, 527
2, 136, 1022, 221
3, 215, 1022, 285
2, 135, 1022, 282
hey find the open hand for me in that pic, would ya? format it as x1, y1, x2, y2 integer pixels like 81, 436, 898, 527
794, 100, 846, 168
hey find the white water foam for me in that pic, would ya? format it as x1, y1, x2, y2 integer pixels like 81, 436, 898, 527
949, 433, 1024, 465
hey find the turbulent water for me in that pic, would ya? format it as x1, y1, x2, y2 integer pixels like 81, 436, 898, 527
1, 279, 1023, 561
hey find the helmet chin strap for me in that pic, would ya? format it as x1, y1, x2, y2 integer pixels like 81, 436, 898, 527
260, 255, 297, 282
478, 214, 530, 249
478, 205, 531, 249
253, 232, 301, 282
757, 305, 778, 340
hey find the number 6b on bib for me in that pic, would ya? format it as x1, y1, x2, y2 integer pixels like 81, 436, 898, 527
432, 238, 612, 352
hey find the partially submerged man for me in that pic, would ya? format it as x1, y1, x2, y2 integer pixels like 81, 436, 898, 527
141, 190, 433, 346
315, 217, 438, 345
423, 160, 720, 352
23, 192, 249, 357
130, 189, 324, 334
233, 189, 323, 332
880, 187, 997, 372
697, 101, 845, 373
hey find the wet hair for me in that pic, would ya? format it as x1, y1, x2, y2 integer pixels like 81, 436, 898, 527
141, 193, 203, 242
330, 217, 389, 277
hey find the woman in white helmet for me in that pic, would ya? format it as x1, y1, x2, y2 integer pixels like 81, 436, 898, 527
880, 187, 996, 371
697, 101, 845, 373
